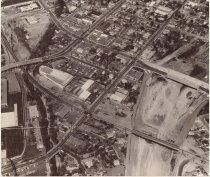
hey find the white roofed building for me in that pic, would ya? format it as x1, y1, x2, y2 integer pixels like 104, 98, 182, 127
78, 79, 94, 101
19, 3, 38, 12
81, 79, 94, 90
1, 104, 18, 128
28, 105, 39, 119
110, 87, 128, 103
79, 90, 91, 100
39, 65, 73, 89
25, 16, 38, 25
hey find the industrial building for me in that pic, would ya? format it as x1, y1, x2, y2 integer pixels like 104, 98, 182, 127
1, 78, 19, 128
19, 2, 39, 12
6, 73, 21, 94
110, 87, 128, 103
1, 104, 18, 128
25, 16, 38, 25
28, 105, 44, 150
79, 79, 94, 101
39, 65, 74, 89
28, 105, 39, 119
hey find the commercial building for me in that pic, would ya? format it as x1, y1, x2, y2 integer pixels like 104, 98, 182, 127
39, 65, 73, 89
81, 79, 94, 90
28, 105, 39, 119
110, 87, 128, 103
2, 0, 33, 9
7, 73, 21, 94
67, 5, 77, 13
1, 79, 8, 108
1, 149, 6, 159
19, 2, 39, 12
25, 16, 38, 25
155, 9, 168, 16
79, 79, 94, 101
1, 78, 20, 128
157, 5, 172, 13
1, 104, 18, 128
79, 90, 91, 100
28, 105, 44, 150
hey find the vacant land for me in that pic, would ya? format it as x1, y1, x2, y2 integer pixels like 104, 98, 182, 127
127, 73, 208, 176
133, 74, 202, 142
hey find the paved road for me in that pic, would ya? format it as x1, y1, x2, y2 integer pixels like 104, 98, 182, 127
2, 0, 208, 174
137, 60, 209, 92
2, 1, 128, 174
38, 0, 80, 39
156, 42, 194, 66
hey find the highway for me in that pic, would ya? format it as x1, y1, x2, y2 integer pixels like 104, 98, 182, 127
1, 0, 209, 175
2, 2, 208, 93
2, 0, 209, 94
37, 0, 80, 39
2, 1, 129, 174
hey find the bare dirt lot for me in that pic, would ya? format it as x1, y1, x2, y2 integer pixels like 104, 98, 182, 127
134, 73, 202, 143
126, 73, 208, 175
2, 9, 50, 60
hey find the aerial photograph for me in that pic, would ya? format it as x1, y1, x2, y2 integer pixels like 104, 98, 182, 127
1, 0, 209, 176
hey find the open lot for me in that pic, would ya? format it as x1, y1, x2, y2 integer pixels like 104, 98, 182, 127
133, 73, 204, 144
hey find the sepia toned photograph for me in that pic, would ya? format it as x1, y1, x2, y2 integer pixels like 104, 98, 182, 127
1, 0, 209, 176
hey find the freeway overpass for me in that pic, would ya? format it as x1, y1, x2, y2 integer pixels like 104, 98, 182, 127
2, 55, 209, 93
137, 60, 209, 93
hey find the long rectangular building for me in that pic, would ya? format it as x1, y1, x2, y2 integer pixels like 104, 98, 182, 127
39, 65, 73, 89
1, 104, 18, 128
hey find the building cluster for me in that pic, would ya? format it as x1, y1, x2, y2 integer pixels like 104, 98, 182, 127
1, 74, 22, 162
71, 41, 130, 73
58, 0, 120, 36
1, 75, 22, 128
48, 58, 113, 104
95, 65, 144, 121
141, 28, 193, 62
38, 56, 118, 106
43, 29, 75, 55
53, 30, 74, 49
54, 151, 80, 175
2, 1, 40, 13
171, 0, 209, 37
110, 66, 143, 106
86, 0, 176, 57
58, 117, 127, 176
184, 166, 208, 176
188, 116, 209, 152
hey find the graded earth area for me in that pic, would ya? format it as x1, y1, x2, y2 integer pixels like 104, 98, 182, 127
126, 73, 208, 176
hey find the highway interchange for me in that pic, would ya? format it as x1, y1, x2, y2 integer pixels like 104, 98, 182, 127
1, 0, 209, 175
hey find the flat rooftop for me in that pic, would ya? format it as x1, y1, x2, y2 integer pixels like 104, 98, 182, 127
39, 65, 73, 88
28, 105, 39, 119
6, 73, 21, 93
2, 104, 18, 128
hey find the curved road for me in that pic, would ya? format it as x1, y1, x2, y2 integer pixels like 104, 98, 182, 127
2, 0, 209, 175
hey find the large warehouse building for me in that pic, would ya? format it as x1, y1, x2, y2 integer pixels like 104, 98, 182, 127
39, 65, 73, 89
1, 78, 19, 128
